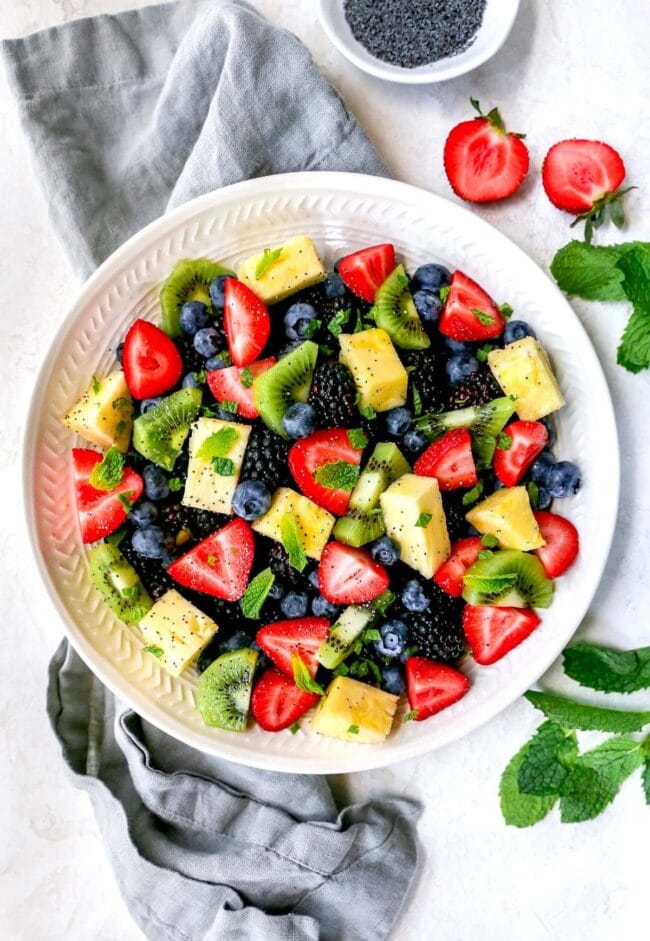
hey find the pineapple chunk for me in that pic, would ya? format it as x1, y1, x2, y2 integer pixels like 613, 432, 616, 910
339, 328, 408, 412
380, 473, 450, 578
236, 235, 327, 304
251, 487, 334, 559
465, 487, 545, 551
139, 589, 218, 676
183, 418, 251, 514
311, 676, 398, 743
488, 337, 565, 421
63, 371, 133, 451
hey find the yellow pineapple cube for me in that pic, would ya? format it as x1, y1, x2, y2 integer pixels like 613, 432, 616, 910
465, 487, 544, 551
488, 337, 565, 421
251, 487, 334, 560
339, 328, 408, 412
183, 418, 251, 514
139, 589, 218, 676
63, 370, 133, 452
310, 676, 398, 743
236, 235, 327, 304
380, 473, 450, 578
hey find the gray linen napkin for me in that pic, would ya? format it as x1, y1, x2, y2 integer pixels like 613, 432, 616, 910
3, 2, 419, 939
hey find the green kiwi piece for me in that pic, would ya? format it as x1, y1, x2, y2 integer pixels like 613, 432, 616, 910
89, 543, 152, 624
415, 397, 515, 467
160, 258, 234, 337
462, 550, 554, 608
132, 387, 202, 470
197, 648, 258, 731
253, 340, 318, 438
374, 265, 430, 350
317, 604, 377, 670
334, 442, 410, 547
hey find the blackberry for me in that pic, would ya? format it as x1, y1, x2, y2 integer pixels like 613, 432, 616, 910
308, 361, 359, 428
267, 542, 305, 589
407, 585, 466, 665
401, 350, 447, 414
442, 492, 472, 542
120, 537, 175, 600
447, 368, 501, 409
159, 502, 228, 544
240, 425, 291, 491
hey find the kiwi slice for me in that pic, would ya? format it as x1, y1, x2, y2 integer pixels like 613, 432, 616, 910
253, 340, 318, 438
160, 258, 234, 337
374, 265, 430, 350
462, 549, 554, 608
416, 397, 515, 467
132, 387, 202, 470
317, 604, 376, 670
334, 442, 410, 547
89, 543, 152, 624
197, 648, 258, 731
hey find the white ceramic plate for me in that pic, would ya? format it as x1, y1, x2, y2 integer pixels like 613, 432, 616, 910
24, 172, 618, 773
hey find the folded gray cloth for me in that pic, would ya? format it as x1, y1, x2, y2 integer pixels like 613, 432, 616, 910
3, 2, 418, 939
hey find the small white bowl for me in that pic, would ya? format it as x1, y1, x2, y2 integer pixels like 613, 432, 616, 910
317, 0, 521, 84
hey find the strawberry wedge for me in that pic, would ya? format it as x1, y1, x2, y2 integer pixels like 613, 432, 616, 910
256, 617, 330, 679
168, 518, 255, 601
207, 357, 276, 419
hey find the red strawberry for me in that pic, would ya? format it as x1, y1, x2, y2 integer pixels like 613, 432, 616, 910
439, 271, 505, 342
444, 100, 529, 203
251, 667, 320, 732
463, 605, 541, 665
167, 518, 254, 601
122, 319, 183, 399
337, 243, 396, 303
433, 537, 482, 597
223, 278, 271, 367
405, 657, 470, 721
414, 428, 477, 490
256, 617, 330, 679
288, 428, 364, 516
207, 357, 276, 419
533, 511, 579, 578
318, 542, 389, 605
73, 448, 143, 544
493, 420, 549, 487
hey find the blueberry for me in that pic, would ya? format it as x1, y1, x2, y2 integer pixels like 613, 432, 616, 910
209, 274, 228, 309
180, 300, 210, 336
268, 582, 285, 600
374, 620, 409, 658
132, 526, 167, 559
545, 461, 581, 498
312, 595, 339, 618
181, 371, 203, 389
281, 592, 309, 618
323, 272, 347, 299
232, 480, 272, 521
446, 352, 479, 385
381, 664, 406, 696
220, 630, 251, 653
412, 263, 451, 293
370, 536, 400, 566
504, 320, 535, 344
308, 569, 321, 591
282, 402, 316, 439
205, 354, 229, 371
403, 429, 428, 454
540, 416, 557, 449
386, 407, 412, 437
140, 397, 163, 415
401, 579, 431, 613
193, 327, 222, 358
443, 337, 468, 355
536, 486, 553, 510
530, 451, 555, 484
284, 302, 318, 340
143, 464, 170, 501
413, 289, 442, 323
129, 501, 158, 528
116, 341, 124, 364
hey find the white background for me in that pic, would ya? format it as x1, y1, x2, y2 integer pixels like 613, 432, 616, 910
1, 1, 649, 938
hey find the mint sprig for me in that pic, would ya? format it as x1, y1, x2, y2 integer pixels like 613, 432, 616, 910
524, 690, 650, 732
88, 447, 125, 491
280, 512, 308, 572
240, 567, 275, 620
563, 642, 650, 694
314, 461, 360, 492
197, 427, 239, 461
291, 653, 324, 695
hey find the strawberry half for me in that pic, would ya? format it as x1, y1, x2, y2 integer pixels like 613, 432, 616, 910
288, 428, 365, 516
463, 605, 541, 665
223, 278, 271, 367
405, 657, 470, 721
207, 357, 276, 419
318, 542, 389, 605
122, 319, 183, 399
433, 537, 482, 597
167, 518, 254, 601
439, 271, 505, 341
251, 667, 320, 732
444, 99, 529, 204
337, 243, 396, 303
414, 428, 477, 490
73, 448, 143, 544
256, 617, 330, 679
533, 511, 579, 578
493, 420, 549, 487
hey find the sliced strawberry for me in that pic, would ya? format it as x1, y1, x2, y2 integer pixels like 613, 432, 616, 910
405, 657, 470, 721
444, 100, 529, 203
542, 139, 626, 215
73, 448, 143, 544
207, 357, 276, 419
288, 429, 364, 516
337, 243, 396, 303
439, 271, 505, 342
122, 319, 183, 399
167, 518, 254, 601
414, 428, 477, 490
434, 537, 482, 597
533, 511, 579, 578
251, 667, 320, 732
256, 617, 330, 679
223, 278, 271, 367
493, 420, 549, 487
318, 542, 389, 605
463, 605, 541, 665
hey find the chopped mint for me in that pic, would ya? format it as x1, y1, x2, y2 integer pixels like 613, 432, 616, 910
526, 481, 539, 508
403, 710, 418, 723
280, 512, 308, 572
348, 724, 360, 735
289, 721, 301, 735
320, 344, 334, 358
92, 375, 101, 395
462, 481, 484, 506
207, 554, 217, 566
415, 512, 432, 528
198, 427, 239, 461
88, 447, 125, 491
143, 645, 163, 659
374, 590, 395, 616
439, 285, 451, 304
291, 653, 324, 695
472, 307, 495, 327
347, 428, 368, 450
314, 460, 360, 492
499, 302, 514, 319
497, 431, 512, 450
255, 246, 282, 279
405, 364, 417, 374
353, 310, 365, 333
303, 318, 322, 338
195, 369, 207, 384
116, 420, 127, 435
333, 662, 349, 676
328, 307, 351, 337
106, 527, 126, 547
117, 490, 136, 513
563, 642, 650, 694
240, 367, 253, 389
212, 457, 235, 476
240, 568, 275, 619
168, 477, 183, 492
476, 343, 495, 363
220, 400, 239, 414
480, 533, 498, 548
355, 393, 376, 420
412, 384, 423, 417
361, 627, 381, 643
112, 396, 130, 411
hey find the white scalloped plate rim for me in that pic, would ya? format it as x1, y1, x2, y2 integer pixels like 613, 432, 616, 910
23, 172, 619, 774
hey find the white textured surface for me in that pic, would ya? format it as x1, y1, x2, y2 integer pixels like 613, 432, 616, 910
1, 1, 649, 939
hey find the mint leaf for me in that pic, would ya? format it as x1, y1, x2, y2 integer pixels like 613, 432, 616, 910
280, 512, 308, 572
472, 307, 495, 327
197, 427, 239, 461
290, 721, 301, 735
358, 403, 376, 420
88, 447, 125, 491
616, 247, 650, 372
291, 653, 324, 695
462, 480, 484, 506
212, 457, 235, 476
550, 240, 650, 301
516, 721, 578, 796
168, 477, 183, 492
240, 366, 253, 388
415, 512, 432, 528
411, 384, 423, 418
314, 460, 360, 491
476, 343, 495, 363
92, 375, 101, 395
240, 567, 275, 619
440, 285, 450, 304
500, 738, 557, 828
643, 757, 650, 805
143, 644, 163, 659
480, 534, 498, 548
348, 724, 360, 735
255, 246, 282, 279
347, 428, 368, 450
499, 302, 513, 319
117, 490, 136, 513
328, 308, 351, 337
563, 642, 650, 694
220, 400, 239, 414
526, 480, 539, 508
403, 709, 418, 722
525, 690, 650, 732
559, 737, 644, 823
497, 431, 512, 450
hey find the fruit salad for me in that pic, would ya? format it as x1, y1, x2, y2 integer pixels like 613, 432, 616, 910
62, 236, 581, 742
